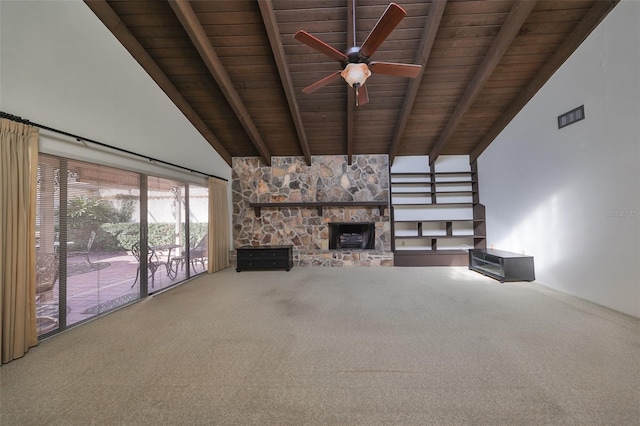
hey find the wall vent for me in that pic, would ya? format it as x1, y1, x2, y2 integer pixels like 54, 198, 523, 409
558, 105, 585, 129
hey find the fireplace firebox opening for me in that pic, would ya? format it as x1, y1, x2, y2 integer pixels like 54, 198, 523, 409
329, 222, 375, 250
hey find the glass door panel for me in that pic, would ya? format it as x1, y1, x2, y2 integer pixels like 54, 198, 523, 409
187, 183, 209, 276
35, 155, 61, 336
65, 160, 141, 327
147, 176, 186, 292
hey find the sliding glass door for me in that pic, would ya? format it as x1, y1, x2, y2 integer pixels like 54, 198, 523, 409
36, 155, 208, 337
146, 176, 186, 293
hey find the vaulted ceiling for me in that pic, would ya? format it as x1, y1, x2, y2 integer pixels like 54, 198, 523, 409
85, 0, 618, 167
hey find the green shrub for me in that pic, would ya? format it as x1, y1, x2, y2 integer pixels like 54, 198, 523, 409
64, 196, 209, 253
101, 223, 140, 252
100, 222, 209, 252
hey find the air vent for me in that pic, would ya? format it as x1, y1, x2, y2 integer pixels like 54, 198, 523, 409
558, 105, 585, 129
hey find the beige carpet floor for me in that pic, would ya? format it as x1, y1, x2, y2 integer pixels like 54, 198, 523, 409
1, 266, 638, 425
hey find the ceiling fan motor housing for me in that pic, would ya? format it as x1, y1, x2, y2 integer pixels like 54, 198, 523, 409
345, 46, 369, 65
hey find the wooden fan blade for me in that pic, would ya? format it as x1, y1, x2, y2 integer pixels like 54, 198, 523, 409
294, 30, 348, 62
360, 3, 406, 58
302, 71, 343, 94
370, 61, 422, 78
356, 84, 369, 107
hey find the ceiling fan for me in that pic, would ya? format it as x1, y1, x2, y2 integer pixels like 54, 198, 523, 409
294, 2, 422, 106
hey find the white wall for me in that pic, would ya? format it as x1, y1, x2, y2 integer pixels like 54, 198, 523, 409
1, 0, 233, 245
478, 0, 640, 317
0, 0, 230, 180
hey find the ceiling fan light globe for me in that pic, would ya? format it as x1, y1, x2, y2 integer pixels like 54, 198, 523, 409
341, 63, 371, 88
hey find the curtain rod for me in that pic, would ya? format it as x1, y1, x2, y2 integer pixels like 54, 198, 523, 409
0, 111, 228, 182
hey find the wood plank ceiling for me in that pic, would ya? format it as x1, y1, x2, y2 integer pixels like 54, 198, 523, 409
85, 0, 618, 167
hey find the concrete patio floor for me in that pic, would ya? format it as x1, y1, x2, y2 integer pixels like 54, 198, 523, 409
36, 251, 206, 335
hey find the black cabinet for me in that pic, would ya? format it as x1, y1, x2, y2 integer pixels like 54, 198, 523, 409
469, 249, 535, 282
236, 245, 293, 272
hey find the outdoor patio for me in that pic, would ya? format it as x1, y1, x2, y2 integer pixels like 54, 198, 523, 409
36, 250, 205, 335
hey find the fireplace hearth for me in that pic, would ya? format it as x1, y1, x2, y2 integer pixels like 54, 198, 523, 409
329, 222, 375, 250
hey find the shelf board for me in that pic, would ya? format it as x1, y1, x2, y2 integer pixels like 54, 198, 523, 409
390, 182, 432, 185
390, 172, 430, 176
393, 219, 484, 223
433, 180, 475, 185
394, 249, 469, 254
432, 202, 475, 206
392, 171, 471, 176
470, 264, 502, 275
392, 203, 435, 208
395, 235, 478, 239
391, 191, 432, 195
392, 202, 476, 207
392, 203, 434, 207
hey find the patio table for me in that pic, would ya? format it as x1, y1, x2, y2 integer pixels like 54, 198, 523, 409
150, 244, 183, 279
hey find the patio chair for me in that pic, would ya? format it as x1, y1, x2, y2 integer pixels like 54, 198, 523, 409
186, 233, 208, 273
68, 230, 96, 267
36, 252, 58, 302
35, 252, 60, 335
131, 242, 171, 288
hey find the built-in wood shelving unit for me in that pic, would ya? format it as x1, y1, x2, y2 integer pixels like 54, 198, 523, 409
390, 156, 486, 266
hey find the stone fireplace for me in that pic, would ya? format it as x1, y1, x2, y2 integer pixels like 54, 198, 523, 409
232, 155, 393, 267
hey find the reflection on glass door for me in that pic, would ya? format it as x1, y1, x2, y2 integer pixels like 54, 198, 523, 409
146, 176, 186, 292
35, 155, 61, 336
187, 183, 209, 276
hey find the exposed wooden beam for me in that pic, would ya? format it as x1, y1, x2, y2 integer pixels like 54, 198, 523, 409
470, 0, 620, 163
388, 0, 447, 165
428, 0, 537, 164
168, 0, 272, 166
83, 0, 232, 166
258, 0, 312, 166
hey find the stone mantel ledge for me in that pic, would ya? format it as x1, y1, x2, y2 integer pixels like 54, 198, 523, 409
249, 201, 388, 216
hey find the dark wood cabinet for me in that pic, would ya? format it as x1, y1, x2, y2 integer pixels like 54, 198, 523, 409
236, 245, 293, 272
469, 249, 535, 282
